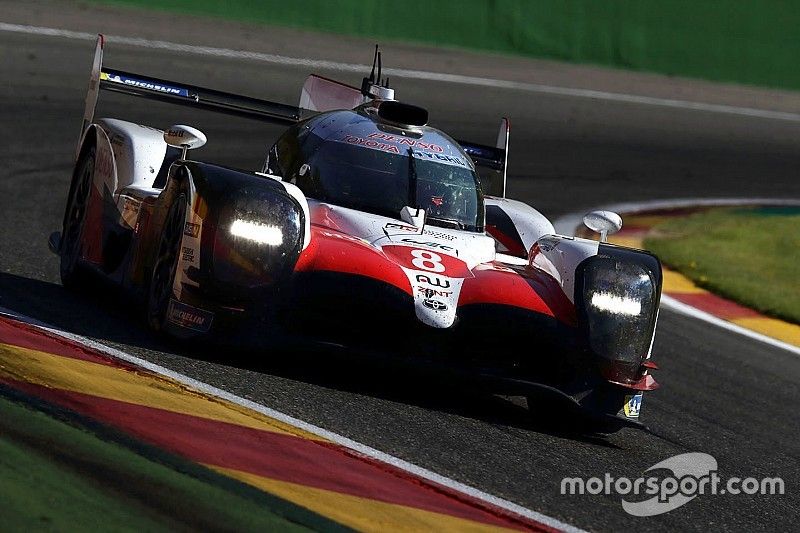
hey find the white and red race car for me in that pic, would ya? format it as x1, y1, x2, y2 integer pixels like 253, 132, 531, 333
51, 38, 662, 432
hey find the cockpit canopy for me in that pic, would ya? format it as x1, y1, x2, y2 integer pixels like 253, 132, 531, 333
266, 109, 485, 232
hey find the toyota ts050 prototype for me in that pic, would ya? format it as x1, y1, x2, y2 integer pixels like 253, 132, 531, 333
50, 37, 662, 432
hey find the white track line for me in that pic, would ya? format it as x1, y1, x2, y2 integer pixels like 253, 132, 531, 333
0, 306, 584, 533
3, 22, 800, 122
554, 198, 800, 357
660, 294, 800, 356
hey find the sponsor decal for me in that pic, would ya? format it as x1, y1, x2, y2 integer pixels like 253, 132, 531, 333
385, 222, 418, 233
121, 197, 140, 228
341, 134, 401, 154
338, 133, 466, 166
422, 229, 456, 241
101, 72, 190, 97
400, 238, 454, 252
422, 298, 448, 311
410, 150, 467, 167
623, 393, 642, 418
418, 286, 452, 298
415, 273, 451, 288
367, 133, 444, 153
184, 222, 200, 238
166, 299, 213, 333
181, 246, 195, 264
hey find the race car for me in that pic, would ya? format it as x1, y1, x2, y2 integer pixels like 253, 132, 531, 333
49, 37, 662, 432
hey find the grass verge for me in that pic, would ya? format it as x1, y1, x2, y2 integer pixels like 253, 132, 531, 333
644, 207, 800, 324
0, 388, 344, 531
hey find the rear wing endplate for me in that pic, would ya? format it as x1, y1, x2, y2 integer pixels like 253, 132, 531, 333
458, 117, 510, 198
80, 35, 302, 156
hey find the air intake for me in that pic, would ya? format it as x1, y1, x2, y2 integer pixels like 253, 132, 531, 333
377, 101, 429, 127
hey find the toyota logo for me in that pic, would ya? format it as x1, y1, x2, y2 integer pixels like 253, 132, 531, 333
422, 298, 448, 311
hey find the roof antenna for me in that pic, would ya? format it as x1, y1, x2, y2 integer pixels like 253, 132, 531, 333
362, 45, 379, 96
361, 44, 395, 100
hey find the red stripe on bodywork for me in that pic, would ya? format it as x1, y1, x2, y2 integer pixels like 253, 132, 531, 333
2, 378, 536, 531
295, 226, 412, 294
460, 265, 577, 326
0, 317, 130, 368
486, 225, 527, 258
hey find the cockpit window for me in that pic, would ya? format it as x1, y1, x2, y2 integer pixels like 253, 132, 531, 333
289, 132, 484, 232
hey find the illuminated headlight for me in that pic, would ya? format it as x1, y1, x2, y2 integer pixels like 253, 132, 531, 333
213, 187, 303, 287
230, 219, 283, 246
590, 292, 643, 316
576, 254, 660, 381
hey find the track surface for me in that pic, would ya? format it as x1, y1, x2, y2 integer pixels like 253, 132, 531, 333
1, 2, 798, 531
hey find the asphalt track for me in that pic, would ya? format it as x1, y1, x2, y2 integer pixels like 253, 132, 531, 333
1, 2, 799, 531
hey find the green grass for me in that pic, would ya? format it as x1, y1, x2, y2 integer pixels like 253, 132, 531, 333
89, 0, 800, 92
0, 391, 344, 532
644, 207, 800, 324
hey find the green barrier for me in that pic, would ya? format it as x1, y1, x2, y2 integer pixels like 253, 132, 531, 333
94, 0, 800, 91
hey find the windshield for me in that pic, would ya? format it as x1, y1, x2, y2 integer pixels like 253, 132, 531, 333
298, 137, 484, 231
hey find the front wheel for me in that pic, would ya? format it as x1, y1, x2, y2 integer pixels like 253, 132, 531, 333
146, 193, 187, 332
60, 145, 95, 289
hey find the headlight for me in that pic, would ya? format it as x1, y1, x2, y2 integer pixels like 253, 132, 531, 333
589, 292, 643, 316
213, 187, 303, 288
576, 252, 661, 382
230, 219, 284, 246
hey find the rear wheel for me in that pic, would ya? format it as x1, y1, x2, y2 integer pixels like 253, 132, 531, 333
147, 193, 187, 332
60, 145, 95, 289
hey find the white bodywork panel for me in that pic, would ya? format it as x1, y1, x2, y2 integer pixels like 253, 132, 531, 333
275, 178, 312, 250
485, 196, 555, 252
530, 234, 600, 303
97, 118, 168, 197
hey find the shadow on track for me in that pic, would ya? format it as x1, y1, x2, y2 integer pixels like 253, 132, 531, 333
0, 271, 622, 446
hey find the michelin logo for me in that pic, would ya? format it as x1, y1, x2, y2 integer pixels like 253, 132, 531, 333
102, 72, 189, 97
623, 393, 642, 418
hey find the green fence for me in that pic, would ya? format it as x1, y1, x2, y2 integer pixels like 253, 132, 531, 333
96, 0, 800, 91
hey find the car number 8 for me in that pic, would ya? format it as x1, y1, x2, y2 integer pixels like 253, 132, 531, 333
411, 249, 445, 273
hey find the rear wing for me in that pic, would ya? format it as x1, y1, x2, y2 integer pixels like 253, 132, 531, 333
81, 35, 511, 197
80, 35, 301, 154
458, 118, 510, 198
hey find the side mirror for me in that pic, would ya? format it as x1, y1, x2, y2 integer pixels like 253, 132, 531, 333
164, 124, 206, 159
583, 210, 622, 242
400, 206, 426, 230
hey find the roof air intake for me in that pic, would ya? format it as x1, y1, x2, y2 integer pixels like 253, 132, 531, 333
377, 101, 429, 127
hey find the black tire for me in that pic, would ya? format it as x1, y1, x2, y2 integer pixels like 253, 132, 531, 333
60, 145, 95, 289
146, 193, 187, 332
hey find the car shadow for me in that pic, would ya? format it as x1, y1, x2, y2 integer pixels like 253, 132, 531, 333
0, 270, 622, 447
